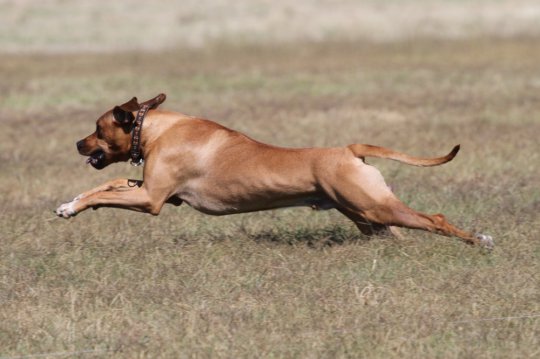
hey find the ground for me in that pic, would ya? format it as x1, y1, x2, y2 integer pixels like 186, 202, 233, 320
1, 39, 539, 357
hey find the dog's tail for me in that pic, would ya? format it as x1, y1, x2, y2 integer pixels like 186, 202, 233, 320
347, 144, 460, 167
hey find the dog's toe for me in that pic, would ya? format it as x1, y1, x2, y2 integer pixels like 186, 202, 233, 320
55, 201, 77, 218
475, 233, 494, 249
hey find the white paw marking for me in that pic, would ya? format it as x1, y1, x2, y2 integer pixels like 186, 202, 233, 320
73, 194, 84, 201
55, 201, 77, 218
475, 233, 494, 249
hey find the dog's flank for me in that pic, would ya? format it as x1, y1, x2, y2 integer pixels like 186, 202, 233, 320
56, 94, 493, 249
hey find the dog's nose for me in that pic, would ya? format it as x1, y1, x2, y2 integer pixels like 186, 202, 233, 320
76, 140, 84, 151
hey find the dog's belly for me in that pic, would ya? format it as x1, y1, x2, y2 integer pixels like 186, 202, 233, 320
175, 180, 333, 215
178, 194, 334, 215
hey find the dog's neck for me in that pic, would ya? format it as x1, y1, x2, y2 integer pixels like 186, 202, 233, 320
129, 105, 152, 165
135, 110, 181, 162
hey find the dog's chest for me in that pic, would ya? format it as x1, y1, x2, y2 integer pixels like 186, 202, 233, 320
174, 179, 244, 215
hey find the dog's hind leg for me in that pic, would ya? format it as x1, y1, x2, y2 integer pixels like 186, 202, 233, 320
360, 202, 493, 248
337, 208, 402, 239
321, 161, 492, 248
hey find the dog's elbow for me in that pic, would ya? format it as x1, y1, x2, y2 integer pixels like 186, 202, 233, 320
144, 202, 163, 216
148, 206, 162, 216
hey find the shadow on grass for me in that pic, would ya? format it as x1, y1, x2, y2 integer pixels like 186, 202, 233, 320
168, 223, 379, 249
237, 225, 374, 248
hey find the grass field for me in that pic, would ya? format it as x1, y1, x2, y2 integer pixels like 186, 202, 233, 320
1, 38, 539, 358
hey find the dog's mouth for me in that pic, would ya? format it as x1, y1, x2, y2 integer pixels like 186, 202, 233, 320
86, 150, 106, 169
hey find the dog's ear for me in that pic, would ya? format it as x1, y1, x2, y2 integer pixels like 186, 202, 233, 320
119, 96, 140, 112
112, 106, 135, 126
140, 93, 166, 110
112, 97, 139, 126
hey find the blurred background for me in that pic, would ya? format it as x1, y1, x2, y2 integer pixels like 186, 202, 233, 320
2, 0, 540, 53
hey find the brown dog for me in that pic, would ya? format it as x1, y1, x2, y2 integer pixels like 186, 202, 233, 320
56, 94, 493, 248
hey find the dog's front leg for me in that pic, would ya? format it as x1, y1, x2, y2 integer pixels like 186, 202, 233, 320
72, 178, 143, 201
55, 181, 166, 218
56, 178, 142, 217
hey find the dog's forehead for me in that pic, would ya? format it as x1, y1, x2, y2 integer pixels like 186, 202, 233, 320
96, 110, 115, 127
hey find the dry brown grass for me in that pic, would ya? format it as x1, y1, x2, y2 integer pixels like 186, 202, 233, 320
1, 38, 539, 358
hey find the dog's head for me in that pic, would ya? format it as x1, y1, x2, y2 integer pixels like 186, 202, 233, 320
76, 94, 166, 169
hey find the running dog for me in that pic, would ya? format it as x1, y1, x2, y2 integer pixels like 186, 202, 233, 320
56, 94, 493, 248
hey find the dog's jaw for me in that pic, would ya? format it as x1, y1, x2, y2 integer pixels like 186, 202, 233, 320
85, 150, 107, 169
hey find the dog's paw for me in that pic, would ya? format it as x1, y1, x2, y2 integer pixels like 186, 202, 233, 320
475, 233, 494, 250
55, 201, 77, 218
